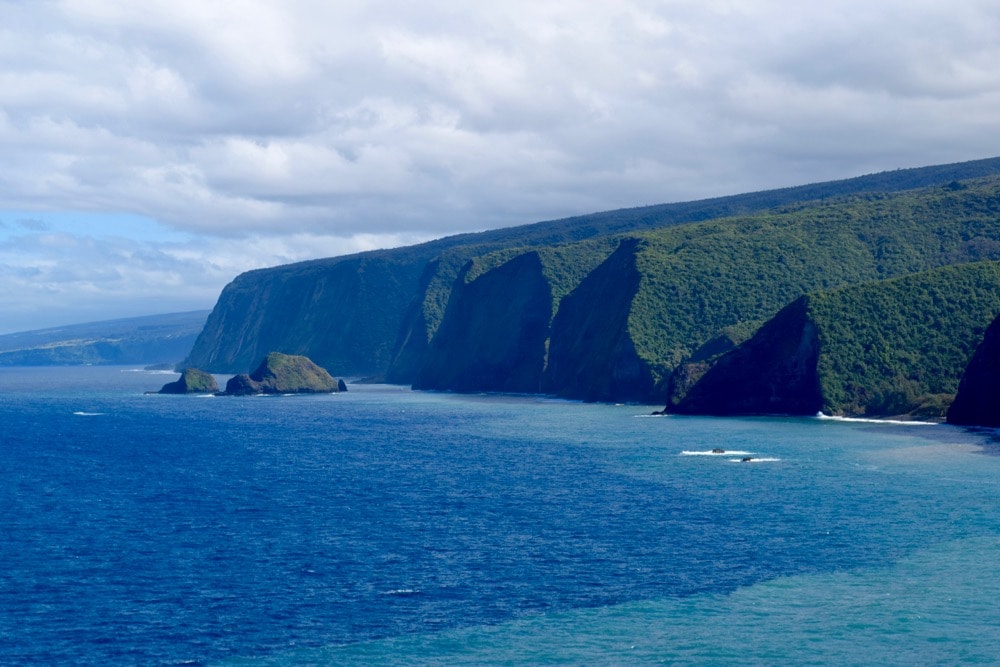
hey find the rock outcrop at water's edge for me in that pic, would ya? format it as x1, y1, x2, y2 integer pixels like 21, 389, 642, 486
223, 352, 342, 396
669, 262, 1000, 419
948, 314, 1000, 427
156, 368, 219, 394
669, 297, 823, 416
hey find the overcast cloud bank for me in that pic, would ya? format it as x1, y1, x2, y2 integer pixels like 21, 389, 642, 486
1, 0, 999, 332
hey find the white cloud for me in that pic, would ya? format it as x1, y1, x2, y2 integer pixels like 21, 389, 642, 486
0, 224, 432, 333
1, 0, 1000, 329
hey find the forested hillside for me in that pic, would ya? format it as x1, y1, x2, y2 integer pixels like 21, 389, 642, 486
417, 177, 1000, 403
184, 157, 1000, 414
671, 262, 1000, 418
184, 156, 1000, 378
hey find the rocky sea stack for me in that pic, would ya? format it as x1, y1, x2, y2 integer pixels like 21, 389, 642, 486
156, 368, 219, 394
223, 352, 343, 396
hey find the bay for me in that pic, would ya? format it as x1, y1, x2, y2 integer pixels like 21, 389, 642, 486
1, 366, 998, 665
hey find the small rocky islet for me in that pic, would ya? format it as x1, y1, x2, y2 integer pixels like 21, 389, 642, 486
152, 367, 219, 394
153, 352, 346, 396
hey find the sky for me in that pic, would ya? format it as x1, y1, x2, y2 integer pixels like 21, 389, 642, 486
2, 0, 1000, 333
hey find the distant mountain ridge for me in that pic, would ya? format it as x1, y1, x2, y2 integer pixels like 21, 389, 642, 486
182, 156, 1000, 417
0, 311, 210, 366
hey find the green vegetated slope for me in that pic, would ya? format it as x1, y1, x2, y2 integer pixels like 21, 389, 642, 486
183, 247, 439, 375
672, 261, 1000, 418
421, 176, 1000, 403
185, 157, 1000, 376
628, 179, 1000, 392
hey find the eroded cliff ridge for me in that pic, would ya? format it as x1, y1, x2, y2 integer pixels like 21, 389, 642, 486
948, 314, 1000, 427
670, 262, 1000, 419
184, 158, 1000, 404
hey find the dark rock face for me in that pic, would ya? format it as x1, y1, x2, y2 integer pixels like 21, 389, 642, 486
223, 352, 340, 395
158, 368, 219, 394
413, 252, 553, 394
184, 254, 433, 376
224, 373, 263, 396
665, 361, 712, 408
664, 332, 744, 406
671, 297, 823, 416
542, 239, 650, 402
948, 314, 1000, 427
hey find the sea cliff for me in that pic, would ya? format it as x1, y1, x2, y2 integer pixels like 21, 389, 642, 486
948, 314, 1000, 427
670, 262, 1000, 419
182, 158, 1000, 407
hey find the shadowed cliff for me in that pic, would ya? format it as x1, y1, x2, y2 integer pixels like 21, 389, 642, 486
413, 252, 553, 393
948, 314, 1000, 427
672, 262, 1000, 418
669, 298, 823, 415
184, 158, 1000, 403
543, 239, 649, 402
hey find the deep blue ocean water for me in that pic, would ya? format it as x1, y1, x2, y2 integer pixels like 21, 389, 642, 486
2, 366, 1000, 665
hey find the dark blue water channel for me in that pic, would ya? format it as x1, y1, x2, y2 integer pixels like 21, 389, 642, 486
1, 367, 992, 665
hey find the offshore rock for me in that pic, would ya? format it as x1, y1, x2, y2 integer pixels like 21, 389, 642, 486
156, 368, 219, 394
948, 314, 1000, 427
224, 373, 264, 396
223, 352, 341, 395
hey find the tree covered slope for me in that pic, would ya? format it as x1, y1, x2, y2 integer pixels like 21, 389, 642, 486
672, 261, 1000, 418
417, 177, 1000, 403
184, 157, 1000, 377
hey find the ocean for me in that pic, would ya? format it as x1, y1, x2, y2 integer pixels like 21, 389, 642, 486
2, 366, 1000, 665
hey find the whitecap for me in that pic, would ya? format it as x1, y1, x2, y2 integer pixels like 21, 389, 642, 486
730, 457, 781, 463
73, 411, 104, 416
681, 450, 753, 457
381, 589, 419, 596
814, 413, 938, 426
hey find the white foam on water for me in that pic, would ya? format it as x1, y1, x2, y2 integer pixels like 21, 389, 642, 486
681, 450, 753, 457
729, 457, 781, 463
814, 413, 937, 426
73, 411, 104, 416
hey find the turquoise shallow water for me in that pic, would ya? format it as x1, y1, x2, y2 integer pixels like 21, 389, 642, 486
1, 367, 998, 665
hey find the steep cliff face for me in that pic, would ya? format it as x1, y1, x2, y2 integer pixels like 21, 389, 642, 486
543, 239, 650, 402
672, 262, 1000, 418
185, 158, 1000, 402
413, 252, 553, 393
398, 177, 1000, 404
671, 297, 823, 415
184, 252, 431, 375
385, 251, 472, 384
948, 314, 1000, 427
